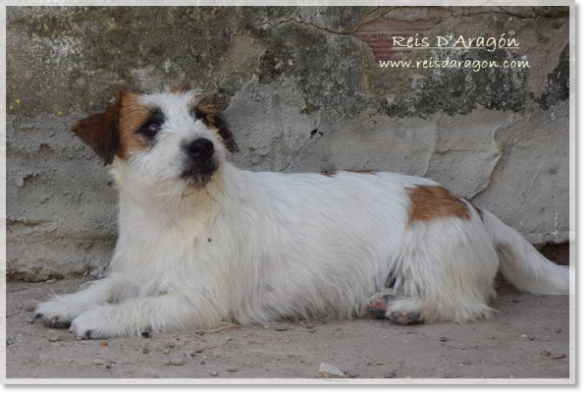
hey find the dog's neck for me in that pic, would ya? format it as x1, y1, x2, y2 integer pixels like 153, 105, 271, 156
110, 160, 242, 234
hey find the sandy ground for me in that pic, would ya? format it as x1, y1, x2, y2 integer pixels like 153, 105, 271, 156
6, 278, 570, 379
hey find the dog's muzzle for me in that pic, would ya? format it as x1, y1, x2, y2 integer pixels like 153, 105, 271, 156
180, 138, 219, 185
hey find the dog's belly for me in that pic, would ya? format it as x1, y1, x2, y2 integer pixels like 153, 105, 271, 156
222, 170, 439, 322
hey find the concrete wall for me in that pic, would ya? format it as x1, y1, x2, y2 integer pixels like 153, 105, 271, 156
6, 6, 570, 281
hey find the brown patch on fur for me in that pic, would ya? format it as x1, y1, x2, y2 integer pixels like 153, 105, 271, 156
72, 88, 152, 164
71, 89, 126, 165
117, 92, 151, 157
406, 185, 471, 225
195, 101, 238, 152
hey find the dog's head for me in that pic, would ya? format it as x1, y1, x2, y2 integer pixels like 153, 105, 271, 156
72, 84, 237, 188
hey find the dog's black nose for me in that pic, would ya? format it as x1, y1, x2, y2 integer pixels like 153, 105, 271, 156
186, 138, 214, 160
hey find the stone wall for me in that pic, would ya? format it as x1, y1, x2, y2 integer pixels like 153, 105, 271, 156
6, 6, 570, 280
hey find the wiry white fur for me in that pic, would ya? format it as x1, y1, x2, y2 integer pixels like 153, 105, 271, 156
35, 88, 571, 338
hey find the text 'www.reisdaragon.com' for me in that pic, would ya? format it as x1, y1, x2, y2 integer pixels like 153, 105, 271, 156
379, 58, 531, 72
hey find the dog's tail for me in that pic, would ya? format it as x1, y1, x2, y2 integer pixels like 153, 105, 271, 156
479, 209, 572, 295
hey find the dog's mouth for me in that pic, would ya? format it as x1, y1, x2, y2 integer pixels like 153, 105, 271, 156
180, 158, 219, 188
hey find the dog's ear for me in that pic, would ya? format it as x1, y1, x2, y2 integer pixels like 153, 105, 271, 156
72, 88, 128, 165
195, 101, 238, 153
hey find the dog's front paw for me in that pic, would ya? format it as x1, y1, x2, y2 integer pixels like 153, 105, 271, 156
69, 307, 115, 340
34, 300, 81, 328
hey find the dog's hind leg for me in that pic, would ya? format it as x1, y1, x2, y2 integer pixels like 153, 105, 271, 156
363, 289, 397, 319
385, 296, 431, 325
363, 290, 428, 325
381, 218, 500, 325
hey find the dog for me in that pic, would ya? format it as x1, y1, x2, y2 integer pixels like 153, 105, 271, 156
34, 84, 572, 339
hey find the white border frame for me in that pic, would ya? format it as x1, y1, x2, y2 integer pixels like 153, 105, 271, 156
0, 0, 577, 386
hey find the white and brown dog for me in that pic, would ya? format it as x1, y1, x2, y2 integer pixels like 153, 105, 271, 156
35, 84, 571, 339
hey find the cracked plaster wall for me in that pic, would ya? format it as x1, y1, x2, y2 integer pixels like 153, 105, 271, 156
6, 6, 570, 280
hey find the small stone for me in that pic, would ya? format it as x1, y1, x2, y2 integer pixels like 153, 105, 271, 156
316, 363, 346, 378
200, 360, 206, 365
25, 303, 37, 312
26, 317, 35, 324
225, 337, 233, 342
105, 361, 114, 369
308, 328, 316, 333
45, 279, 58, 284
210, 371, 218, 377
439, 336, 448, 342
100, 340, 109, 347
554, 328, 562, 333
543, 350, 552, 357
528, 336, 535, 341
163, 348, 171, 355
46, 331, 62, 342
275, 324, 289, 331
169, 358, 185, 366
142, 348, 149, 354
194, 346, 205, 353
227, 367, 238, 372
520, 334, 528, 339
552, 353, 566, 360
305, 323, 314, 329
274, 61, 285, 71
384, 372, 396, 378
93, 359, 106, 366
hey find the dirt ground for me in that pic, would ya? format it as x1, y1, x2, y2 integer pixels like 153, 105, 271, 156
6, 278, 570, 380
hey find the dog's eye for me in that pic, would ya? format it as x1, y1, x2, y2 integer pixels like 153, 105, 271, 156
193, 107, 207, 124
138, 109, 165, 140
141, 122, 161, 138
147, 122, 161, 134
